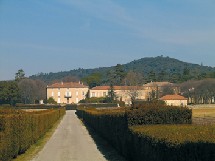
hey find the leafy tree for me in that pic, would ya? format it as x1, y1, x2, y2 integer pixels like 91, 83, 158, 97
0, 81, 20, 105
47, 97, 57, 104
148, 90, 157, 101
115, 64, 126, 85
170, 73, 181, 83
62, 75, 80, 82
15, 69, 25, 81
106, 84, 117, 103
148, 70, 156, 82
181, 67, 191, 81
107, 64, 126, 85
30, 56, 215, 84
157, 70, 167, 82
81, 73, 102, 88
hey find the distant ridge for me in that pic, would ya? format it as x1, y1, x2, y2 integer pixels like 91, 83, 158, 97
30, 56, 215, 83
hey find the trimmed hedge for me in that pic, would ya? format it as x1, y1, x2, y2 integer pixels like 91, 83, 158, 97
15, 104, 61, 109
127, 106, 192, 126
65, 104, 77, 110
76, 107, 127, 152
78, 103, 118, 108
0, 108, 65, 161
77, 107, 215, 161
128, 125, 215, 161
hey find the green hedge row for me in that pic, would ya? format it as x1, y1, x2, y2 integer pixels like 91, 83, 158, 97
77, 107, 215, 161
127, 106, 192, 126
78, 103, 118, 108
65, 104, 77, 110
128, 125, 215, 161
15, 104, 61, 109
76, 107, 128, 153
0, 108, 65, 161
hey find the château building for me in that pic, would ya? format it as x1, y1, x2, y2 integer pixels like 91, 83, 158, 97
47, 82, 88, 104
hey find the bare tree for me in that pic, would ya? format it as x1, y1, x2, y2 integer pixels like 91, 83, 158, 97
160, 85, 175, 97
180, 79, 215, 104
18, 79, 47, 104
124, 71, 144, 106
34, 79, 46, 101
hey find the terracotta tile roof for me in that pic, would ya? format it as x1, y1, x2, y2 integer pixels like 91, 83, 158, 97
91, 86, 145, 90
47, 82, 88, 88
160, 94, 187, 100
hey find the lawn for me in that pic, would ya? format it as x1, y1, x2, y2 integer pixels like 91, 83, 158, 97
192, 108, 215, 117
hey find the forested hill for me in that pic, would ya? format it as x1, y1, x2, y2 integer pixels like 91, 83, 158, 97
30, 56, 215, 84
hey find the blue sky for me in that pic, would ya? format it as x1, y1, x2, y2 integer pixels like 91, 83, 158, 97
0, 0, 215, 80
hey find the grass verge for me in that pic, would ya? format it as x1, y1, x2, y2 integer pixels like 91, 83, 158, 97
12, 115, 64, 161
192, 108, 215, 117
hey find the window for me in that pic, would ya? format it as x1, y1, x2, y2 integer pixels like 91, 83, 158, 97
57, 98, 61, 103
76, 91, 78, 96
58, 92, 60, 97
51, 92, 54, 97
82, 91, 85, 96
76, 98, 79, 103
103, 92, 106, 97
92, 92, 95, 97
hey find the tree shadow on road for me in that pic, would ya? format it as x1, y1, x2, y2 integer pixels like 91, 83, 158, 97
83, 123, 128, 161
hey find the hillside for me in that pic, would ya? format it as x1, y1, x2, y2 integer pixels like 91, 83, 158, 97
30, 56, 215, 84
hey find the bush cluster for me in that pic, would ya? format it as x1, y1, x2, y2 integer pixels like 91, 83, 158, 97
0, 107, 65, 161
127, 106, 192, 126
77, 107, 215, 161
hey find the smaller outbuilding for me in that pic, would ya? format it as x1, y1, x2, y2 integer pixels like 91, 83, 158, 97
160, 94, 187, 107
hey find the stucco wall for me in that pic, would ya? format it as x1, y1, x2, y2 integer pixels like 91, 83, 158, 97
47, 87, 88, 104
89, 89, 146, 104
164, 100, 187, 107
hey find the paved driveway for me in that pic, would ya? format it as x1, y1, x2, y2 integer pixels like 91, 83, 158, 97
32, 111, 126, 161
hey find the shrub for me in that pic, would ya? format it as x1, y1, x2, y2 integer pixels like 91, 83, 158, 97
78, 103, 118, 108
65, 104, 77, 110
1, 104, 11, 107
46, 97, 57, 104
127, 106, 192, 126
133, 100, 166, 108
15, 104, 60, 109
128, 125, 215, 161
0, 108, 65, 161
79, 97, 106, 103
76, 107, 214, 161
76, 107, 127, 153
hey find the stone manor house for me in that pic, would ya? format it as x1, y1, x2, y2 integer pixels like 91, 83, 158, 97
47, 81, 184, 105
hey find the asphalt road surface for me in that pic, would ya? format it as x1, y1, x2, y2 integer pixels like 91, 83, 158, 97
32, 111, 126, 161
